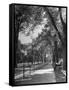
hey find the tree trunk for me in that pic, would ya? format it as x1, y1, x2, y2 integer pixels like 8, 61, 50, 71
52, 41, 58, 68
44, 7, 64, 45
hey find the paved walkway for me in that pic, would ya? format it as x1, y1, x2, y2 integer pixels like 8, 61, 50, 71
15, 64, 56, 85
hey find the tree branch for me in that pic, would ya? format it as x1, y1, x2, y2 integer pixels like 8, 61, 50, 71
59, 8, 66, 36
44, 7, 64, 45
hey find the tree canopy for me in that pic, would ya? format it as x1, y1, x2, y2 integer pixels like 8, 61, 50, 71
15, 5, 66, 66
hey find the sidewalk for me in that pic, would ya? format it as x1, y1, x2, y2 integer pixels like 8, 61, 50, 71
15, 63, 48, 79
15, 63, 56, 85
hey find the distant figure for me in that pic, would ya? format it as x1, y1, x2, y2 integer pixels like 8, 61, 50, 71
55, 58, 66, 77
55, 58, 63, 71
46, 53, 53, 64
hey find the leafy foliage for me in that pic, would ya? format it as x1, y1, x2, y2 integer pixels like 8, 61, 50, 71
15, 5, 66, 66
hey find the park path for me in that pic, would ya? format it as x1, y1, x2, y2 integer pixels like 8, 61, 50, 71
15, 63, 56, 85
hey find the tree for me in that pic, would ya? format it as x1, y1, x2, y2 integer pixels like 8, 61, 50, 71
15, 5, 67, 71
43, 7, 66, 70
